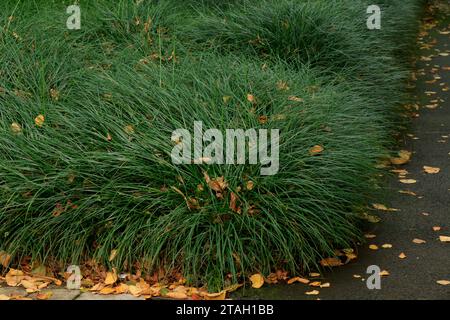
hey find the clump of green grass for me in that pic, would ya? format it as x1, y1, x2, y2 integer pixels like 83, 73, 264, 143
0, 0, 423, 290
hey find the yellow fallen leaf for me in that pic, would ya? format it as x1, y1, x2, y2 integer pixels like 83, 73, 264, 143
247, 94, 256, 104
287, 277, 309, 285
104, 269, 118, 285
124, 125, 135, 134
399, 179, 417, 184
372, 203, 399, 212
412, 238, 426, 244
439, 235, 450, 242
114, 283, 129, 294
34, 114, 45, 127
380, 270, 390, 277
320, 283, 330, 288
5, 269, 25, 286
288, 95, 304, 102
309, 145, 324, 155
432, 226, 441, 231
398, 252, 407, 259
205, 290, 226, 300
166, 291, 188, 299
128, 285, 142, 296
369, 244, 379, 250
364, 234, 376, 239
381, 244, 393, 249
305, 290, 319, 295
10, 122, 22, 134
399, 190, 417, 196
249, 273, 264, 289
99, 287, 116, 295
309, 273, 321, 277
0, 294, 11, 300
438, 53, 449, 56
246, 180, 254, 191
390, 150, 411, 165
109, 249, 118, 262
436, 280, 450, 285
423, 166, 440, 174
222, 95, 232, 104
309, 281, 321, 287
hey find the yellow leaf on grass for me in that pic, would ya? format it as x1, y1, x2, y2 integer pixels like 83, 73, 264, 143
439, 235, 450, 242
34, 114, 45, 127
249, 273, 264, 289
436, 280, 450, 286
104, 269, 118, 285
246, 180, 254, 191
423, 166, 440, 174
413, 238, 426, 244
109, 249, 118, 262
309, 145, 324, 155
288, 95, 304, 102
10, 122, 22, 134
247, 94, 256, 104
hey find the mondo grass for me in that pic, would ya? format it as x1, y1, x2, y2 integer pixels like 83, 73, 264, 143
0, 0, 423, 290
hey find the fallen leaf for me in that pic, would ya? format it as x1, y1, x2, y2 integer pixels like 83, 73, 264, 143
99, 287, 116, 295
287, 277, 309, 284
372, 203, 399, 212
104, 269, 118, 285
319, 257, 343, 267
36, 292, 53, 300
249, 273, 264, 289
320, 283, 330, 288
309, 273, 320, 277
276, 80, 289, 91
246, 180, 254, 190
0, 295, 10, 300
34, 114, 45, 127
381, 244, 393, 249
5, 269, 25, 286
128, 285, 142, 296
166, 291, 188, 299
124, 125, 135, 135
309, 281, 321, 287
0, 251, 11, 267
10, 122, 22, 134
398, 252, 407, 259
423, 166, 440, 174
390, 150, 411, 165
224, 283, 243, 293
412, 238, 426, 244
369, 244, 379, 250
109, 249, 118, 262
247, 94, 256, 104
436, 280, 450, 285
439, 235, 450, 242
309, 145, 324, 155
364, 234, 376, 239
399, 190, 417, 196
432, 226, 441, 231
288, 95, 304, 102
205, 291, 226, 300
399, 179, 417, 184
305, 290, 319, 295
379, 270, 390, 277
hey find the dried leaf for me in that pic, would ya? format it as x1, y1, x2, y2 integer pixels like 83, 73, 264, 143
0, 295, 11, 300
104, 269, 118, 285
412, 238, 426, 244
10, 122, 22, 134
379, 270, 390, 277
287, 277, 309, 285
436, 280, 450, 286
423, 166, 440, 174
246, 180, 254, 190
109, 249, 118, 262
439, 235, 450, 242
99, 287, 116, 295
0, 251, 11, 267
166, 291, 188, 299
249, 273, 264, 289
5, 269, 25, 286
398, 252, 407, 259
390, 150, 411, 165
305, 290, 319, 295
432, 226, 441, 231
309, 145, 324, 155
309, 281, 321, 287
319, 257, 343, 267
34, 114, 45, 127
247, 94, 256, 104
381, 244, 393, 249
369, 244, 379, 250
372, 203, 399, 212
36, 292, 53, 300
288, 95, 304, 102
399, 179, 417, 184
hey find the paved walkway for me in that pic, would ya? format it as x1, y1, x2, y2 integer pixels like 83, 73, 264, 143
233, 3, 450, 300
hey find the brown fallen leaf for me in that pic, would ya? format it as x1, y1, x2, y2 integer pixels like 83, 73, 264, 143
309, 281, 321, 287
399, 190, 417, 196
398, 252, 407, 259
0, 295, 11, 300
36, 292, 53, 300
166, 291, 188, 299
109, 249, 118, 262
287, 277, 310, 285
205, 291, 227, 300
0, 251, 11, 267
380, 270, 390, 277
432, 226, 441, 231
309, 273, 321, 277
412, 238, 426, 244
319, 257, 343, 267
423, 166, 440, 174
436, 280, 450, 286
5, 269, 25, 286
369, 244, 379, 250
439, 235, 450, 242
288, 95, 304, 102
364, 234, 376, 239
249, 273, 264, 289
